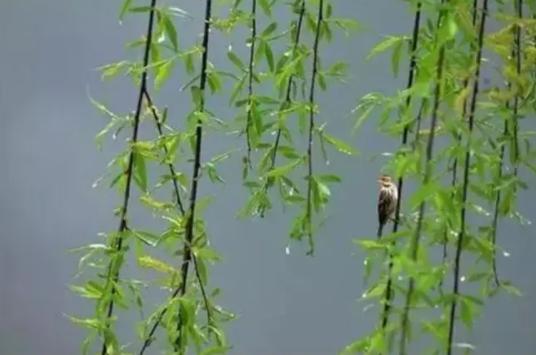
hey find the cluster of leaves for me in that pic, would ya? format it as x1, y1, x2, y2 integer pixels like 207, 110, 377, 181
344, 0, 536, 354
71, 1, 233, 354
70, 0, 359, 354
225, 0, 360, 255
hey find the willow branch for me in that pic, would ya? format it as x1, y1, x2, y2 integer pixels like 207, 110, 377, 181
303, 0, 323, 256
380, 1, 422, 332
512, 0, 522, 175
489, 0, 524, 288
174, 0, 213, 351
398, 4, 448, 354
144, 91, 185, 215
259, 0, 305, 217
138, 91, 212, 354
271, 0, 305, 166
100, 1, 157, 354
446, 0, 488, 354
441, 0, 479, 268
245, 0, 257, 166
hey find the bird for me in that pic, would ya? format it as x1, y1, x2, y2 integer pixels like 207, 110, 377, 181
377, 174, 398, 238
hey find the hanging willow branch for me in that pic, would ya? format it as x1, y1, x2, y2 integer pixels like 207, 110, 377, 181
398, 3, 448, 353
258, 0, 305, 217
446, 0, 488, 353
490, 0, 524, 287
245, 0, 257, 165
100, 1, 157, 354
441, 0, 479, 271
174, 0, 213, 351
304, 0, 324, 255
512, 0, 523, 176
380, 1, 422, 331
137, 91, 212, 355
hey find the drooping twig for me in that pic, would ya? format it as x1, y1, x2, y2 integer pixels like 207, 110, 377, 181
438, 0, 479, 296
512, 0, 522, 176
245, 0, 257, 166
489, 0, 524, 288
446, 0, 488, 354
441, 0, 479, 268
259, 0, 305, 217
398, 3, 449, 354
380, 2, 422, 333
144, 91, 185, 215
173, 0, 213, 351
138, 91, 212, 354
304, 0, 324, 256
100, 1, 157, 354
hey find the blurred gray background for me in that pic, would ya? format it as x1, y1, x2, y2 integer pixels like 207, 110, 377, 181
1, 1, 535, 354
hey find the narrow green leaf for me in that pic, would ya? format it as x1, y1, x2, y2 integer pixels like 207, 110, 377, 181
322, 132, 358, 155
162, 13, 179, 52
133, 152, 148, 192
266, 158, 302, 178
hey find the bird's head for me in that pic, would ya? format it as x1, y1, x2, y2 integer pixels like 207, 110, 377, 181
378, 174, 393, 187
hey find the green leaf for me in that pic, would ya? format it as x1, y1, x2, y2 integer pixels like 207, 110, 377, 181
367, 36, 408, 60
261, 22, 277, 37
161, 13, 179, 52
67, 316, 104, 331
321, 132, 358, 155
317, 174, 342, 183
264, 42, 275, 72
132, 152, 148, 192
258, 0, 272, 16
138, 255, 177, 275
131, 230, 160, 247
227, 51, 245, 70
119, 0, 133, 20
155, 59, 174, 90
266, 158, 302, 178
391, 36, 403, 77
191, 86, 203, 108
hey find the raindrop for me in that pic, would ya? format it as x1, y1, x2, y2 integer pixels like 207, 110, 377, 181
285, 246, 290, 255
326, 160, 330, 166
228, 44, 232, 51
503, 251, 511, 257
397, 276, 403, 281
361, 292, 367, 298
460, 276, 466, 282
92, 176, 103, 189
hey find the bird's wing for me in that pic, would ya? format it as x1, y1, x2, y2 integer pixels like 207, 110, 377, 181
377, 188, 391, 226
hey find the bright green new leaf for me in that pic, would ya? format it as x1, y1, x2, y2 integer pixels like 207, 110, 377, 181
266, 158, 303, 178
322, 132, 358, 155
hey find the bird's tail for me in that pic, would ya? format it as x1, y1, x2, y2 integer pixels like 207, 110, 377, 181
377, 223, 384, 239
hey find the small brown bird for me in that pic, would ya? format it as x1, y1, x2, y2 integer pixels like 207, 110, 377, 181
377, 174, 398, 238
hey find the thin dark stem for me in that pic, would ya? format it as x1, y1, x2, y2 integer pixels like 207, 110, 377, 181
100, 1, 157, 354
489, 0, 524, 288
174, 0, 212, 351
138, 91, 212, 354
398, 4, 448, 354
144, 91, 185, 215
271, 1, 306, 167
245, 0, 257, 165
512, 0, 522, 174
380, 1, 422, 331
490, 124, 506, 287
304, 0, 323, 256
259, 0, 305, 217
446, 0, 488, 354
